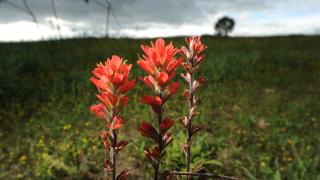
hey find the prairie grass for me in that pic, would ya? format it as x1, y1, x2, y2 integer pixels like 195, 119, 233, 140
0, 36, 319, 179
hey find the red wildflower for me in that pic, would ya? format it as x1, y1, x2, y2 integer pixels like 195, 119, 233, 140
115, 141, 129, 153
160, 118, 174, 134
90, 55, 135, 179
187, 37, 206, 54
197, 75, 205, 85
100, 131, 110, 142
144, 145, 160, 162
90, 77, 110, 92
90, 55, 136, 93
157, 72, 169, 85
140, 95, 163, 107
119, 79, 136, 93
162, 132, 173, 148
137, 39, 181, 178
138, 122, 159, 142
180, 36, 207, 175
137, 60, 155, 75
103, 159, 113, 171
139, 75, 159, 92
107, 116, 124, 130
166, 82, 180, 97
180, 37, 207, 62
137, 38, 183, 90
100, 131, 110, 151
90, 103, 107, 119
90, 55, 135, 116
120, 95, 128, 108
116, 169, 130, 180
137, 39, 183, 100
96, 92, 118, 107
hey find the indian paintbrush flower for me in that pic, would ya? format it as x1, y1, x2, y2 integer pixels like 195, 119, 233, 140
90, 55, 136, 180
179, 36, 207, 179
137, 38, 182, 180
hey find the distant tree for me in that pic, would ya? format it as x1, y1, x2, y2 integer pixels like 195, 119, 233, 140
214, 16, 235, 37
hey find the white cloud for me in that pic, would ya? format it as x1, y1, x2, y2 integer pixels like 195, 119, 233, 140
0, 21, 54, 41
234, 14, 320, 36
0, 19, 104, 42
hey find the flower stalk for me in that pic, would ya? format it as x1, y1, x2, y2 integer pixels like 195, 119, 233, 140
179, 37, 207, 179
110, 128, 117, 179
137, 38, 182, 180
90, 55, 136, 180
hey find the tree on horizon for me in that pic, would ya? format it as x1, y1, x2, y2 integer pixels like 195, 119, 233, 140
214, 16, 235, 37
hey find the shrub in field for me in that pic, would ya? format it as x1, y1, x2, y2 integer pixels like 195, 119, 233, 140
90, 55, 136, 180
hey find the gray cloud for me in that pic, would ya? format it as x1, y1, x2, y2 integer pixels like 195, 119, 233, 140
0, 0, 319, 40
0, 0, 271, 25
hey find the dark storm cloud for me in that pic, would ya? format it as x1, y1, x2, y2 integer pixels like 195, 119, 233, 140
0, 0, 319, 41
0, 0, 270, 27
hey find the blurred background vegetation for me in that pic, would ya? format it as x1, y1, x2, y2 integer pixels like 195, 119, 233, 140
0, 36, 319, 179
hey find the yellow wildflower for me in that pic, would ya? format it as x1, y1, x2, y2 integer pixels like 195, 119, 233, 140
19, 155, 27, 162
63, 124, 72, 130
260, 162, 266, 168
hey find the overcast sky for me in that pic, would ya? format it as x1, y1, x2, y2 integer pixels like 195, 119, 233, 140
0, 0, 320, 41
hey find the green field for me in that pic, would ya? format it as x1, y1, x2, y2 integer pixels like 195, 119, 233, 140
0, 36, 319, 179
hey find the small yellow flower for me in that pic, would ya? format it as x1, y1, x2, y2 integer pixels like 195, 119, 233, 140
37, 138, 45, 147
287, 139, 293, 145
82, 138, 88, 143
260, 162, 266, 168
287, 157, 292, 161
47, 168, 52, 176
63, 124, 72, 130
19, 155, 27, 162
307, 145, 311, 151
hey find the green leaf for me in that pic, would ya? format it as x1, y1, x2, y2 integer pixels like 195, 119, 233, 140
204, 159, 223, 167
273, 170, 282, 180
273, 159, 282, 180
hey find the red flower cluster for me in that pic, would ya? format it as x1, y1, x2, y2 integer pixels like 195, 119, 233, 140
180, 37, 207, 73
90, 55, 135, 117
137, 38, 182, 179
90, 55, 135, 179
179, 37, 207, 175
138, 38, 182, 106
89, 37, 211, 180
